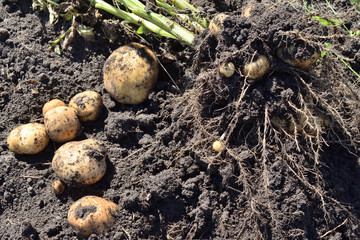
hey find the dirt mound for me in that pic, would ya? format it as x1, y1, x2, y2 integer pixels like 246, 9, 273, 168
1, 0, 360, 239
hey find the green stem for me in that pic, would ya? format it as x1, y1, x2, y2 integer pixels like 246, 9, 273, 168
155, 0, 204, 33
89, 0, 177, 40
171, 0, 208, 28
115, 0, 194, 43
48, 25, 73, 50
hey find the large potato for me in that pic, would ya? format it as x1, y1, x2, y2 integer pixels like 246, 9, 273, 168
42, 99, 66, 116
69, 91, 103, 122
68, 196, 119, 237
52, 139, 106, 185
276, 43, 320, 69
103, 42, 159, 105
44, 106, 82, 143
7, 123, 49, 154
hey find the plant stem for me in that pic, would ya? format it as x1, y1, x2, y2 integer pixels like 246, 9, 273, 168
89, 0, 178, 40
155, 0, 204, 33
115, 0, 195, 43
171, 0, 208, 28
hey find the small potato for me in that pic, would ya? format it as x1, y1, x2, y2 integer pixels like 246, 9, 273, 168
52, 180, 66, 195
219, 62, 235, 77
103, 42, 159, 105
52, 139, 106, 185
276, 44, 320, 69
209, 13, 228, 39
44, 106, 82, 143
68, 196, 119, 237
69, 91, 103, 122
242, 55, 270, 81
42, 99, 66, 116
7, 123, 49, 154
212, 140, 223, 152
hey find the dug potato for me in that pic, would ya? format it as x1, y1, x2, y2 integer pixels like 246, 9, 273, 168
44, 106, 82, 143
276, 43, 320, 69
209, 13, 228, 39
7, 123, 49, 154
42, 99, 66, 116
242, 55, 270, 81
103, 42, 159, 105
219, 62, 235, 78
69, 91, 103, 122
68, 196, 119, 237
52, 139, 106, 185
52, 180, 66, 195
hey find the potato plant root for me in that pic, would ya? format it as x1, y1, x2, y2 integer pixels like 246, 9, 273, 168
0, 0, 360, 239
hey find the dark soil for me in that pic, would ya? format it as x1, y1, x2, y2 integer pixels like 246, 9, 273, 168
1, 0, 360, 239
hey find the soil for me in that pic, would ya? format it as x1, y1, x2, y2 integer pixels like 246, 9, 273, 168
1, 0, 360, 239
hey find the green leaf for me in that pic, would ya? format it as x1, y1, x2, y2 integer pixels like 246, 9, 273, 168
77, 25, 95, 41
137, 26, 145, 34
54, 45, 61, 55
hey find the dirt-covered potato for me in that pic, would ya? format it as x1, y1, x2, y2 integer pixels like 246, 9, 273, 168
52, 180, 65, 195
219, 62, 235, 77
242, 55, 270, 80
68, 196, 119, 237
42, 99, 66, 116
209, 13, 228, 39
69, 91, 103, 122
7, 123, 49, 154
52, 139, 106, 185
103, 42, 159, 105
44, 106, 82, 143
276, 43, 320, 69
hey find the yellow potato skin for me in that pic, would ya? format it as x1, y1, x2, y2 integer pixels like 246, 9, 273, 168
276, 46, 320, 69
42, 99, 66, 116
103, 42, 159, 105
52, 139, 106, 185
209, 13, 228, 39
68, 196, 119, 237
242, 55, 270, 80
69, 91, 103, 122
7, 123, 49, 154
44, 106, 82, 143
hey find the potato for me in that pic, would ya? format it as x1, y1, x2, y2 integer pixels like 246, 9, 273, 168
68, 196, 119, 237
219, 62, 235, 77
69, 91, 103, 122
276, 44, 320, 69
52, 180, 65, 195
209, 13, 228, 39
44, 106, 82, 143
242, 55, 270, 81
212, 140, 223, 152
52, 139, 106, 185
103, 42, 159, 105
7, 123, 49, 154
42, 99, 66, 116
